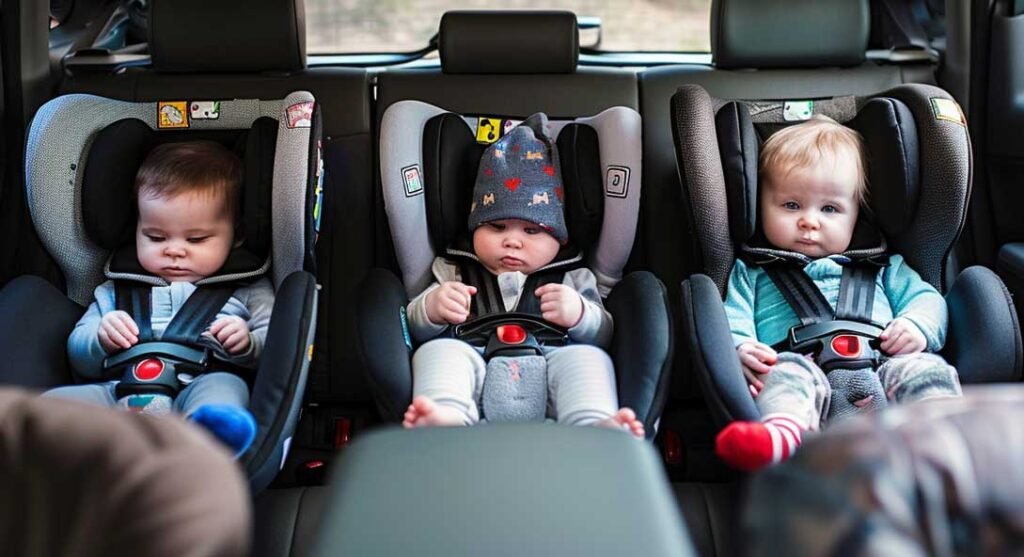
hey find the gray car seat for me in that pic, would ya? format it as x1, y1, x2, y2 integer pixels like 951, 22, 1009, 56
0, 90, 321, 493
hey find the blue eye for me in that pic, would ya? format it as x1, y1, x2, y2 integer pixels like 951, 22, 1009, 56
822, 205, 839, 214
783, 202, 799, 210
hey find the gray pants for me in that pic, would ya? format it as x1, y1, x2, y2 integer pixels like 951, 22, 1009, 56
758, 352, 962, 431
43, 372, 249, 417
411, 338, 619, 426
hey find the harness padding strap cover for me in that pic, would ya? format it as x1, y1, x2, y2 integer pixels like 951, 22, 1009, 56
25, 92, 315, 304
380, 101, 643, 298
482, 355, 548, 422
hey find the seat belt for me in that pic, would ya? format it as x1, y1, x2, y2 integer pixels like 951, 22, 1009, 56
115, 282, 236, 345
763, 263, 881, 328
459, 261, 566, 319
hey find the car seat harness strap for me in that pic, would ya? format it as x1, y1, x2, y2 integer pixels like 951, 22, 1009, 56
108, 281, 237, 400
764, 260, 886, 371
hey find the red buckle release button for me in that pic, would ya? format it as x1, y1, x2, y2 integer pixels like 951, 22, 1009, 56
134, 358, 164, 381
831, 335, 861, 357
496, 324, 527, 345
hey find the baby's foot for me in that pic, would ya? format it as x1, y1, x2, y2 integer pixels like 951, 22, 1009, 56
596, 408, 645, 439
402, 396, 466, 428
189, 404, 257, 459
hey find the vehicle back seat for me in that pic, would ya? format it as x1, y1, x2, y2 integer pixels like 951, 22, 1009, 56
58, 0, 378, 458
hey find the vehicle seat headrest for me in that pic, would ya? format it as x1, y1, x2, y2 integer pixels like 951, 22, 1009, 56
440, 11, 578, 74
711, 0, 869, 69
81, 118, 280, 277
150, 0, 306, 73
715, 97, 920, 246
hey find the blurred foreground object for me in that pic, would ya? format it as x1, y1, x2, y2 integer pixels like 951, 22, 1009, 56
746, 386, 1024, 557
0, 387, 250, 557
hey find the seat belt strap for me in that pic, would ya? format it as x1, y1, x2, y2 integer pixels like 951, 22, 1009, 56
764, 265, 834, 326
461, 262, 503, 318
115, 282, 154, 341
834, 264, 881, 323
160, 285, 236, 345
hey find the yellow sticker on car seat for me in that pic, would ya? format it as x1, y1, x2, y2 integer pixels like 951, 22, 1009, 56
157, 101, 189, 129
476, 117, 502, 144
931, 98, 965, 126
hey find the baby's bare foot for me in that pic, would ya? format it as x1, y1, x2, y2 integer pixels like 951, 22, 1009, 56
595, 408, 645, 439
402, 396, 466, 428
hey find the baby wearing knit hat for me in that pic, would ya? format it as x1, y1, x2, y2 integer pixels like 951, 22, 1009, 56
402, 113, 643, 437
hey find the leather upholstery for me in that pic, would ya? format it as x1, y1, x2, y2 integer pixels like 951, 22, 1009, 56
712, 0, 869, 69
440, 11, 578, 74
150, 0, 305, 73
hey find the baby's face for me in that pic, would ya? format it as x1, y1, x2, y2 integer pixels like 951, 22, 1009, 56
760, 158, 861, 258
136, 188, 235, 283
472, 218, 560, 275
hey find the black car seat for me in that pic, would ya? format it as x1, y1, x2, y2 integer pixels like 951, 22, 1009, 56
671, 81, 1022, 428
361, 11, 672, 436
1, 89, 321, 493
58, 0, 377, 461
639, 0, 952, 485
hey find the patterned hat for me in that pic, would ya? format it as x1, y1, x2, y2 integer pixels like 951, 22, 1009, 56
468, 113, 567, 244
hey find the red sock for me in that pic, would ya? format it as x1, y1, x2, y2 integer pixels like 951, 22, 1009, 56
715, 414, 804, 472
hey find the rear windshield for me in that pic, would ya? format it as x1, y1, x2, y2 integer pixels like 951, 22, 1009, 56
306, 0, 712, 54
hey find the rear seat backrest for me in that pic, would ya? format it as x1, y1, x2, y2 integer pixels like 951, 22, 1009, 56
60, 0, 376, 407
375, 11, 638, 133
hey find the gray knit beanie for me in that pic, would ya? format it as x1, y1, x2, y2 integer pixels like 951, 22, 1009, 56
467, 113, 568, 244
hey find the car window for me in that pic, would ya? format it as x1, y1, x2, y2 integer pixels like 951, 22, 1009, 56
306, 0, 712, 54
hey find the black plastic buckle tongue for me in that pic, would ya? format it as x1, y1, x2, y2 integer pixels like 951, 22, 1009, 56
483, 324, 543, 360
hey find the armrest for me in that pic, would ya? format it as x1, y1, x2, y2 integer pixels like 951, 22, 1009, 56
310, 425, 694, 557
0, 275, 80, 388
246, 270, 318, 494
680, 274, 759, 425
354, 268, 413, 422
606, 271, 673, 437
943, 265, 1022, 383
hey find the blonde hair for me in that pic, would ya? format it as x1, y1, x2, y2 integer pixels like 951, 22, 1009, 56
758, 115, 867, 203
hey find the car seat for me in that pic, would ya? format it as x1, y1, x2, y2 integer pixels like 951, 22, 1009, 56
671, 82, 1022, 426
0, 90, 322, 492
356, 102, 673, 436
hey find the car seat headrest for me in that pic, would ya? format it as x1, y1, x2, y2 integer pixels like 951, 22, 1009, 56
380, 101, 641, 298
150, 0, 306, 73
711, 0, 869, 69
81, 118, 280, 279
421, 113, 604, 256
26, 92, 319, 304
440, 11, 578, 74
715, 97, 920, 247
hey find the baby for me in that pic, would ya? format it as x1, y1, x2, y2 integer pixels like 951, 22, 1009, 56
401, 114, 643, 438
715, 115, 961, 471
46, 141, 273, 457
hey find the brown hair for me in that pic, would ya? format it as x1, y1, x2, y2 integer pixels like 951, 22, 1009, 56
134, 141, 243, 219
759, 115, 868, 203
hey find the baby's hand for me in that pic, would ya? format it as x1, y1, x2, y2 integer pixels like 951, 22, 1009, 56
535, 283, 584, 329
737, 341, 777, 397
425, 281, 476, 325
880, 317, 927, 356
98, 310, 139, 353
209, 316, 251, 355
